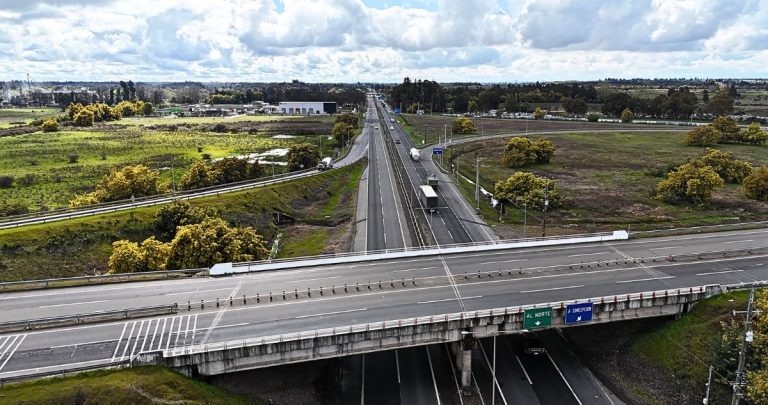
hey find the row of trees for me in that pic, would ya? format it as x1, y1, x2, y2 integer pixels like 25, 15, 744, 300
108, 201, 269, 273
685, 117, 767, 146
70, 165, 163, 207
66, 101, 153, 127
656, 149, 768, 205
331, 113, 359, 147
179, 158, 263, 190
501, 137, 555, 168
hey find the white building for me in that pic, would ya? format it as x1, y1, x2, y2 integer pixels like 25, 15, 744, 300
278, 101, 336, 115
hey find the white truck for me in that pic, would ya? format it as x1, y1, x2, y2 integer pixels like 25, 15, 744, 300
317, 157, 333, 171
409, 148, 420, 161
420, 185, 438, 212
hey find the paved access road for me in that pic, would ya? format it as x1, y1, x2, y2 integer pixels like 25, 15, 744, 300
1, 228, 766, 382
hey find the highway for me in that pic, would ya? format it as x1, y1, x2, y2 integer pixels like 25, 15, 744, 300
1, 228, 767, 393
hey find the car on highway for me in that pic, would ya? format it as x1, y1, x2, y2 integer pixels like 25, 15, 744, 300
523, 335, 546, 355
395, 138, 401, 144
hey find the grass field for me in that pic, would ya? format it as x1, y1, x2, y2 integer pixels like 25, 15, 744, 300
0, 366, 253, 405
112, 114, 307, 126
0, 161, 363, 281
0, 118, 335, 212
440, 129, 768, 237
0, 107, 60, 128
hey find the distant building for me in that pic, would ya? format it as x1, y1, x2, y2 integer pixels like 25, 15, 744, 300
278, 101, 336, 115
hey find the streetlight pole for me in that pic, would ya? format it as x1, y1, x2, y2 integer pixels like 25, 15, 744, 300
541, 185, 549, 237
492, 334, 497, 405
732, 285, 757, 405
523, 203, 528, 238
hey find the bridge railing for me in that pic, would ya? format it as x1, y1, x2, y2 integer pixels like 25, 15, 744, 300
0, 268, 207, 292
164, 284, 719, 357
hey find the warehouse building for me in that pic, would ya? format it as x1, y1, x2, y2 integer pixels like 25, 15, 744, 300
278, 101, 336, 115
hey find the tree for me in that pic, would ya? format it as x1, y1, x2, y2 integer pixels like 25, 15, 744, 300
494, 172, 560, 210
684, 125, 721, 146
166, 218, 269, 269
693, 148, 752, 183
452, 117, 476, 134
73, 109, 95, 127
212, 157, 251, 184
179, 160, 223, 190
108, 240, 145, 274
743, 122, 768, 145
332, 122, 354, 147
712, 116, 741, 143
335, 113, 358, 128
114, 100, 137, 117
533, 106, 545, 119
702, 91, 733, 116
141, 101, 154, 116
743, 166, 768, 202
501, 137, 536, 168
620, 108, 633, 123
286, 143, 321, 171
41, 119, 58, 132
561, 98, 588, 115
531, 140, 556, 164
655, 162, 724, 205
154, 200, 218, 240
586, 113, 600, 122
601, 92, 631, 117
141, 237, 170, 271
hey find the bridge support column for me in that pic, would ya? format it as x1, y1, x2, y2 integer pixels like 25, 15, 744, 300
452, 338, 475, 389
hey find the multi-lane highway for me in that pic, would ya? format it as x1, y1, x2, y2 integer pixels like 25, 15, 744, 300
1, 228, 766, 399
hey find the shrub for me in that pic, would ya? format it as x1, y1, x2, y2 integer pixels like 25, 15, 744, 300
656, 162, 724, 206
684, 125, 721, 146
0, 200, 29, 216
154, 200, 218, 240
0, 176, 13, 188
712, 116, 741, 143
41, 119, 58, 132
69, 164, 163, 206
531, 140, 555, 164
68, 153, 79, 164
494, 172, 560, 210
201, 153, 212, 160
166, 218, 269, 269
179, 161, 222, 190
108, 240, 145, 274
501, 137, 555, 167
533, 107, 545, 120
332, 122, 354, 147
586, 113, 600, 122
73, 109, 95, 127
18, 173, 36, 187
335, 113, 358, 128
743, 166, 768, 202
693, 148, 752, 183
212, 123, 227, 133
743, 123, 768, 145
452, 117, 476, 134
286, 143, 321, 171
620, 108, 633, 123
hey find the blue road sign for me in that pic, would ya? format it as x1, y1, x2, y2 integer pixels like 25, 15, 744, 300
394, 108, 401, 114
432, 147, 443, 155
564, 302, 593, 324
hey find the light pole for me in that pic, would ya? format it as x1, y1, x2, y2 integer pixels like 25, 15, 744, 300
541, 185, 549, 238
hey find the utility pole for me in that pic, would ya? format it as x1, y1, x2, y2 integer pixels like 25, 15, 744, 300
541, 184, 549, 237
704, 365, 713, 404
523, 203, 528, 238
442, 124, 447, 167
732, 285, 757, 405
170, 154, 176, 194
475, 154, 483, 210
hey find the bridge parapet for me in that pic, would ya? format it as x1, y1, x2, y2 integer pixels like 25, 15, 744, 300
135, 284, 722, 377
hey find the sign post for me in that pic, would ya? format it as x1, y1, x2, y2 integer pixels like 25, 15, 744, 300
564, 302, 594, 324
523, 307, 552, 329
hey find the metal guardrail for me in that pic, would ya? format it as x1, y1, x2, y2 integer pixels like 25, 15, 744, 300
0, 268, 207, 292
166, 285, 717, 357
629, 221, 768, 238
0, 304, 178, 333
0, 360, 130, 387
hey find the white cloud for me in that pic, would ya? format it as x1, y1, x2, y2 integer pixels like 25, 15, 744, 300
0, 0, 765, 81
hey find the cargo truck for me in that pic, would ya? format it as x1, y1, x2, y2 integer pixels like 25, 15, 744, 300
420, 185, 438, 211
409, 148, 420, 161
316, 157, 333, 171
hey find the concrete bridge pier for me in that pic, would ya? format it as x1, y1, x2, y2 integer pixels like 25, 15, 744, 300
451, 337, 476, 390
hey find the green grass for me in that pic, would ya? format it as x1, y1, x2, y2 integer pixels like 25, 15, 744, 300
443, 130, 768, 237
0, 108, 60, 128
0, 366, 254, 405
628, 290, 750, 403
0, 161, 363, 281
111, 114, 311, 126
0, 120, 332, 212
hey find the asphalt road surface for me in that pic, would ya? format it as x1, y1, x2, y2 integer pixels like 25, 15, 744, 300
1, 228, 766, 384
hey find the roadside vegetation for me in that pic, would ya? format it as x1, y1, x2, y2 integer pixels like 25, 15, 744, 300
0, 366, 253, 405
0, 160, 363, 281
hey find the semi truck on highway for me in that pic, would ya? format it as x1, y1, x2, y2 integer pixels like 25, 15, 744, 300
420, 185, 438, 211
317, 157, 333, 171
409, 148, 420, 161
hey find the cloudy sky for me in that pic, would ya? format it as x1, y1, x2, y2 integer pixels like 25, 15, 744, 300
0, 0, 766, 82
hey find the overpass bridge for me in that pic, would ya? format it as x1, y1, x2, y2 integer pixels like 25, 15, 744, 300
0, 228, 767, 388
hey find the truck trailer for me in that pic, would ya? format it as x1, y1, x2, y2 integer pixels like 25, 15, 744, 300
420, 185, 438, 211
409, 148, 420, 161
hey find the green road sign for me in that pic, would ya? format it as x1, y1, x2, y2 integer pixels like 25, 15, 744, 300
523, 307, 552, 329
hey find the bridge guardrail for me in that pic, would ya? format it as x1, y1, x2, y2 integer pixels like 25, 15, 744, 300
0, 304, 178, 333
165, 285, 719, 357
629, 221, 768, 239
0, 268, 207, 292
0, 360, 129, 387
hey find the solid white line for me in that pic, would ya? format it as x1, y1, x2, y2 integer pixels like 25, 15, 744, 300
616, 276, 675, 284
444, 344, 465, 405
546, 351, 583, 405
0, 335, 26, 372
395, 349, 401, 384
360, 354, 365, 405
164, 288, 231, 296
111, 323, 127, 362
478, 258, 527, 265
286, 276, 341, 283
650, 246, 683, 250
0, 358, 113, 377
418, 298, 456, 305
515, 355, 533, 385
38, 299, 106, 308
216, 322, 249, 329
51, 339, 115, 349
724, 240, 754, 244
521, 285, 584, 294
148, 318, 160, 351
393, 266, 438, 273
295, 308, 367, 319
0, 337, 11, 357
120, 322, 136, 360
567, 252, 610, 257
462, 295, 483, 300
479, 342, 508, 405
425, 347, 442, 405
697, 269, 744, 276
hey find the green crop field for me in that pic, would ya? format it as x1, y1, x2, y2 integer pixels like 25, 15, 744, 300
111, 114, 309, 126
0, 119, 335, 212
444, 130, 768, 237
0, 107, 60, 128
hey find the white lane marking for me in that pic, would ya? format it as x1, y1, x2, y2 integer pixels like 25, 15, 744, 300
751, 264, 764, 267
0, 335, 27, 372
425, 347, 443, 405
515, 356, 533, 385
479, 341, 508, 405
191, 314, 198, 343
546, 351, 583, 405
174, 316, 183, 346
616, 276, 676, 284
567, 252, 610, 258
478, 259, 527, 265
216, 322, 249, 329
129, 320, 145, 359
462, 295, 483, 300
697, 269, 744, 276
0, 336, 12, 357
148, 319, 160, 351
120, 322, 136, 360
139, 319, 152, 353
164, 288, 231, 296
724, 240, 754, 244
166, 317, 176, 351
418, 298, 456, 305
111, 323, 127, 362
38, 299, 106, 309
360, 354, 365, 405
393, 266, 438, 273
521, 285, 584, 294
51, 339, 115, 349
184, 315, 191, 341
294, 308, 368, 319
443, 344, 465, 405
395, 349, 402, 384
0, 358, 114, 377
286, 276, 341, 283
650, 246, 683, 250
0, 336, 18, 366
0, 278, 230, 301
471, 372, 486, 405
